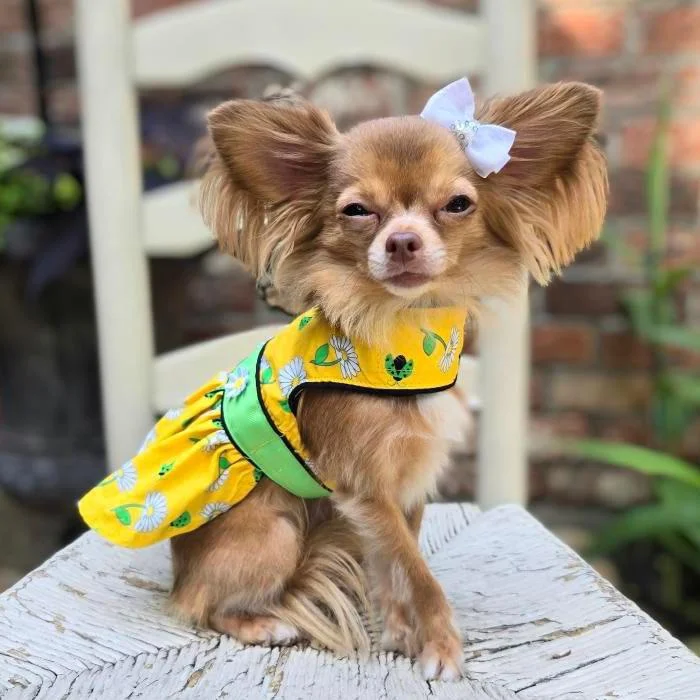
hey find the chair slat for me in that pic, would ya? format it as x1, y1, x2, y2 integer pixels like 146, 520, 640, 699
143, 181, 214, 256
152, 325, 283, 412
133, 0, 484, 87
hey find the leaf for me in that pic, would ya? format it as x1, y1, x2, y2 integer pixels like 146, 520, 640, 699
657, 531, 700, 577
656, 478, 700, 513
312, 344, 329, 365
279, 399, 291, 413
621, 289, 655, 336
656, 267, 693, 296
568, 439, 700, 489
651, 390, 694, 448
298, 316, 312, 330
218, 455, 231, 471
591, 504, 687, 555
646, 84, 671, 273
52, 173, 82, 210
158, 462, 174, 477
170, 511, 192, 528
156, 154, 180, 180
260, 367, 273, 384
643, 325, 700, 353
664, 372, 700, 406
423, 333, 436, 356
113, 506, 132, 526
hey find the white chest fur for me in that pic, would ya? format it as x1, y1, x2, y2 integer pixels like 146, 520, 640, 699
397, 390, 472, 511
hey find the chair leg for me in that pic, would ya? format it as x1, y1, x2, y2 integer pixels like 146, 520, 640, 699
76, 0, 155, 471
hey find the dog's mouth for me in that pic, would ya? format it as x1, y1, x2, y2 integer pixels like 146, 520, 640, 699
383, 271, 432, 289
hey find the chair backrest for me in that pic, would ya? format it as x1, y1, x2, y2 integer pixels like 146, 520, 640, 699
75, 0, 535, 506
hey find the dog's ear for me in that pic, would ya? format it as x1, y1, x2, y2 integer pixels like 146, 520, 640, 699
200, 99, 338, 276
477, 82, 608, 284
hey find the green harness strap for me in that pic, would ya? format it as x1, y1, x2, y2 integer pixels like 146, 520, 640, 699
221, 348, 331, 499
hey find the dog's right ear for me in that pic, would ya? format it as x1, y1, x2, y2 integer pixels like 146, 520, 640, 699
200, 99, 338, 275
208, 99, 338, 202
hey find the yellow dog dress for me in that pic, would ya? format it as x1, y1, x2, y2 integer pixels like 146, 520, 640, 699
79, 307, 467, 548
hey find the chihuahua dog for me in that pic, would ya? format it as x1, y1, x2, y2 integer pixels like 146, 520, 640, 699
169, 80, 607, 680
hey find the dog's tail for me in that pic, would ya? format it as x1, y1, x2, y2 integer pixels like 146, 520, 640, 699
266, 517, 370, 654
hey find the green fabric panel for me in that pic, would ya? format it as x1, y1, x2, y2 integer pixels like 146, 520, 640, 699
221, 348, 330, 499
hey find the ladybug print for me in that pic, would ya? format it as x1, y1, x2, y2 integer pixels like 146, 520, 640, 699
385, 354, 414, 382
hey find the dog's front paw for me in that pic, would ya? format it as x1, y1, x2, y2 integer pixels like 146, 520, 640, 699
418, 629, 462, 681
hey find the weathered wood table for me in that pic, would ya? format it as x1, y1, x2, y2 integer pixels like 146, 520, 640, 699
2, 504, 699, 699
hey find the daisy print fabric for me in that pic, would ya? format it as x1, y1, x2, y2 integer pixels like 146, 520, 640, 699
78, 369, 260, 548
79, 305, 467, 549
278, 356, 307, 397
329, 336, 361, 379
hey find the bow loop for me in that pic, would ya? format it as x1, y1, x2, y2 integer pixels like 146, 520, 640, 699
420, 78, 516, 178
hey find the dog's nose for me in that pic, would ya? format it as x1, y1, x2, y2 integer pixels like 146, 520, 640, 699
385, 232, 423, 262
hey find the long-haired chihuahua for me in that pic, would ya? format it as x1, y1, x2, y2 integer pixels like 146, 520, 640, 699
169, 79, 607, 680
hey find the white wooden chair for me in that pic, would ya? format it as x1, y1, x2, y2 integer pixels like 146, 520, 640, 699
75, 0, 534, 508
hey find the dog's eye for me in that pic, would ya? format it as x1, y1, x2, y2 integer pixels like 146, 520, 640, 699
342, 203, 371, 217
443, 195, 474, 214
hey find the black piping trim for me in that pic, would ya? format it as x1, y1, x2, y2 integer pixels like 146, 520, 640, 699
287, 376, 458, 414
255, 342, 332, 493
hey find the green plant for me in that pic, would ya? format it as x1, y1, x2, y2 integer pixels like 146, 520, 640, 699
566, 88, 700, 627
0, 122, 82, 251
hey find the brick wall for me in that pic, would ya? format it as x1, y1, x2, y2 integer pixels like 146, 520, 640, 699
2, 0, 699, 505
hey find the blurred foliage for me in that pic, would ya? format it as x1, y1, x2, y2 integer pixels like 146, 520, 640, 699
567, 88, 700, 628
0, 123, 82, 250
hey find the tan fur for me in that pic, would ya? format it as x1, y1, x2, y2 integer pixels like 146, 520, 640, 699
177, 81, 608, 680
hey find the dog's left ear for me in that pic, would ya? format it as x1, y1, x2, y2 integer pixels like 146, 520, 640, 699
477, 82, 608, 284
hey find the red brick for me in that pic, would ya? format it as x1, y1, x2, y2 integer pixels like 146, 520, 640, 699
532, 411, 590, 440
545, 281, 620, 316
0, 87, 35, 116
532, 324, 596, 365
38, 0, 72, 34
551, 372, 651, 412
681, 417, 700, 458
530, 371, 545, 412
674, 66, 700, 109
0, 0, 24, 33
539, 7, 625, 57
645, 7, 700, 54
666, 346, 700, 370
530, 411, 591, 459
608, 169, 699, 218
601, 332, 653, 370
49, 83, 80, 125
597, 416, 651, 446
622, 118, 700, 169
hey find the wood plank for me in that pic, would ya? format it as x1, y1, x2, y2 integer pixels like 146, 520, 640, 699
2, 505, 698, 698
152, 325, 284, 413
142, 181, 214, 257
132, 0, 484, 87
76, 0, 155, 470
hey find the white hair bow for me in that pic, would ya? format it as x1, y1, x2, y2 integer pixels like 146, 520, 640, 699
420, 78, 516, 178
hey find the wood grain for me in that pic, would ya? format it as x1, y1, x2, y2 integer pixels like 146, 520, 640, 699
1, 504, 698, 699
